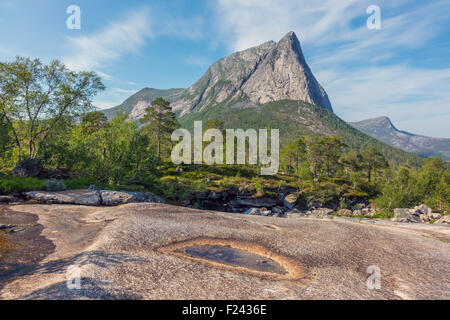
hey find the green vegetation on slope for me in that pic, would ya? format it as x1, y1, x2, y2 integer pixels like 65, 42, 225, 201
179, 99, 424, 166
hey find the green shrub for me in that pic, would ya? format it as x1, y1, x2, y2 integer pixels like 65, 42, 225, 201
43, 179, 67, 191
277, 180, 287, 190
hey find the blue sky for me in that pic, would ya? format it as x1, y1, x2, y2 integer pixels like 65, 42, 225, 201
1, 0, 449, 137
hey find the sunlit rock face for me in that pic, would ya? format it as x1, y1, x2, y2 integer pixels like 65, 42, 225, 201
171, 31, 333, 116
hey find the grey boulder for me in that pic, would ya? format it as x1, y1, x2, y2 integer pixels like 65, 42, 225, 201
100, 191, 164, 206
24, 190, 101, 206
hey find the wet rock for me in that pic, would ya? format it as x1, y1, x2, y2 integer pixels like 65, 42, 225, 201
88, 185, 101, 191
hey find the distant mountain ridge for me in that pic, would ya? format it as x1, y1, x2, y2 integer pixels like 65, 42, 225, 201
102, 88, 185, 120
350, 117, 450, 161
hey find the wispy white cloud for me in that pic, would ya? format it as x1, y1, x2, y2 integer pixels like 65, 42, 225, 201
65, 9, 153, 71
213, 0, 450, 137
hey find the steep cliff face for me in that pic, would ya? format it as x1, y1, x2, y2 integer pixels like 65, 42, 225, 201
171, 31, 332, 116
103, 32, 332, 119
350, 117, 450, 161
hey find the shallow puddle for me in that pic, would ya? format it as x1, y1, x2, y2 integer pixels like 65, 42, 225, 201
159, 238, 305, 280
178, 245, 286, 275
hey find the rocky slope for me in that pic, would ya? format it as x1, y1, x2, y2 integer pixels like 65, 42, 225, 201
102, 88, 185, 120
350, 117, 450, 161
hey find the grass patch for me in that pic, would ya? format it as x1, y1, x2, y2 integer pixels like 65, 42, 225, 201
0, 176, 46, 193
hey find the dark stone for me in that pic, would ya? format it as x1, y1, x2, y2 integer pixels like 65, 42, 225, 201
11, 159, 43, 177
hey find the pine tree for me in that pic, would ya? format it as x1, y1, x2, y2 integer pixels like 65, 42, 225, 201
362, 145, 388, 182
140, 98, 178, 160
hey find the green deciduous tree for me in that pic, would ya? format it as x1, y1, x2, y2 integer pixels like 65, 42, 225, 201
0, 57, 104, 160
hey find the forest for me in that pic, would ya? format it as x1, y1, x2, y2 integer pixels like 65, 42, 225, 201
1, 57, 449, 217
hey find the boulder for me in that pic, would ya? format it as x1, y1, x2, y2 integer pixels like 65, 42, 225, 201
100, 191, 165, 206
271, 206, 285, 216
415, 204, 432, 217
24, 190, 101, 206
392, 209, 420, 223
419, 214, 430, 223
311, 208, 334, 216
338, 209, 353, 216
243, 207, 272, 216
0, 195, 22, 203
23, 190, 164, 206
285, 209, 309, 219
362, 208, 376, 217
11, 159, 43, 177
231, 196, 278, 208
207, 191, 221, 200
408, 208, 421, 216
435, 215, 450, 225
352, 209, 363, 216
431, 213, 442, 220
283, 193, 298, 210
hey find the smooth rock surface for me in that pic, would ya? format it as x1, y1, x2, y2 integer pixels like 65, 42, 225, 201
23, 190, 165, 206
0, 203, 448, 300
24, 190, 101, 206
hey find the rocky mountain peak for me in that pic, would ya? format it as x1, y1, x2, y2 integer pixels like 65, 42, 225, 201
170, 31, 333, 116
